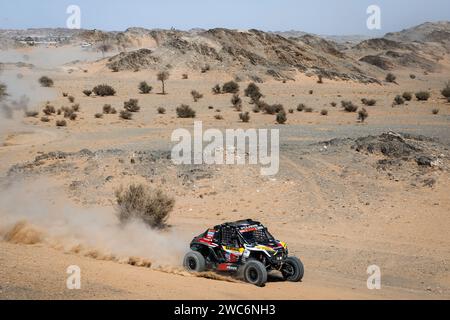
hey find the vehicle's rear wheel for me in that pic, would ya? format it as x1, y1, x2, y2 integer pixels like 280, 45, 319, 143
243, 260, 267, 287
183, 251, 206, 272
281, 256, 304, 282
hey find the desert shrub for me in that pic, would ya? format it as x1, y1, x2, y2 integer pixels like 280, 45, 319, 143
410, 74, 416, 79
115, 184, 175, 229
62, 92, 68, 97
72, 104, 80, 112
402, 92, 412, 101
386, 73, 396, 83
358, 108, 368, 122
0, 83, 7, 100
124, 99, 140, 112
157, 71, 170, 94
57, 109, 61, 115
103, 104, 112, 114
222, 81, 239, 94
93, 84, 116, 96
416, 91, 430, 101
212, 84, 221, 94
441, 81, 450, 99
39, 76, 53, 87
40, 116, 50, 122
56, 120, 67, 127
69, 113, 77, 121
309, 90, 313, 95
25, 111, 39, 117
43, 104, 56, 115
157, 107, 166, 114
305, 107, 313, 113
208, 105, 214, 110
288, 108, 294, 114
276, 111, 287, 124
362, 98, 376, 106
244, 83, 262, 102
201, 65, 210, 73
68, 96, 75, 103
95, 113, 103, 119
252, 106, 260, 113
263, 103, 284, 115
297, 103, 306, 112
317, 75, 323, 84
341, 100, 358, 112
176, 104, 196, 118
139, 81, 152, 94
83, 90, 92, 97
321, 109, 328, 116
330, 102, 337, 107
63, 107, 74, 118
214, 114, 224, 120
394, 95, 405, 105
231, 94, 242, 109
182, 74, 188, 80
120, 110, 133, 120
432, 108, 439, 115
191, 90, 203, 102
239, 112, 250, 123
448, 97, 450, 103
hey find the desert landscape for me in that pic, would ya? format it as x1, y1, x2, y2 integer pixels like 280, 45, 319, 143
0, 20, 450, 300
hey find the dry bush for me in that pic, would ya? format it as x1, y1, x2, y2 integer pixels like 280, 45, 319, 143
214, 114, 224, 120
120, 110, 133, 120
43, 104, 56, 115
309, 90, 313, 95
212, 84, 221, 94
56, 119, 67, 127
182, 74, 188, 80
40, 116, 50, 122
115, 184, 175, 229
321, 109, 328, 116
139, 81, 153, 94
305, 107, 313, 113
341, 101, 358, 112
95, 113, 103, 119
231, 94, 242, 110
208, 105, 214, 110
68, 96, 75, 103
441, 81, 450, 99
386, 73, 396, 83
244, 83, 262, 102
330, 102, 337, 107
222, 81, 239, 94
410, 74, 416, 79
358, 108, 369, 122
252, 105, 261, 113
25, 111, 39, 117
103, 104, 112, 114
124, 99, 140, 112
416, 91, 430, 101
191, 90, 204, 102
402, 92, 413, 101
83, 90, 92, 97
72, 104, 80, 112
93, 84, 116, 96
239, 112, 250, 123
69, 113, 77, 121
176, 104, 196, 118
276, 111, 287, 124
432, 108, 439, 115
288, 108, 294, 114
201, 65, 210, 73
39, 76, 54, 87
394, 95, 405, 105
362, 98, 376, 106
62, 92, 68, 97
297, 103, 306, 112
157, 107, 166, 114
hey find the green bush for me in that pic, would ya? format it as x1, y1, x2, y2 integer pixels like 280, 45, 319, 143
244, 83, 262, 102
222, 81, 239, 94
342, 101, 358, 112
416, 91, 430, 101
139, 81, 152, 94
124, 99, 140, 112
93, 84, 116, 96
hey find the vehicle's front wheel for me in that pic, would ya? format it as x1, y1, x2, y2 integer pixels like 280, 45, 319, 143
243, 260, 267, 287
281, 256, 304, 282
183, 251, 206, 272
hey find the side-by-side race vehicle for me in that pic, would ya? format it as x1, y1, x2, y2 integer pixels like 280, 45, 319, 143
183, 219, 304, 286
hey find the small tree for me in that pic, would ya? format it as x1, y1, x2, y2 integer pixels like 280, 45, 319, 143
157, 71, 170, 94
139, 81, 152, 94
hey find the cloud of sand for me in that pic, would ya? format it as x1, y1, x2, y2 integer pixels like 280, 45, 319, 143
0, 179, 191, 267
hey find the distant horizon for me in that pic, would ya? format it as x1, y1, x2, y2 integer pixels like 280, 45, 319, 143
1, 0, 450, 37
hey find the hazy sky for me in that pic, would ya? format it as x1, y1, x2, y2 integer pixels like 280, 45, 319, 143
1, 0, 449, 35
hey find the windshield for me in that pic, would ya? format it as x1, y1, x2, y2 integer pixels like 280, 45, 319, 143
239, 227, 274, 245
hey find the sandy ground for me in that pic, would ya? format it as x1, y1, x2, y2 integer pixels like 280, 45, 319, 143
0, 49, 449, 299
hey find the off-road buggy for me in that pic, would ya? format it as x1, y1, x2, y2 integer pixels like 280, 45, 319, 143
183, 219, 304, 286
